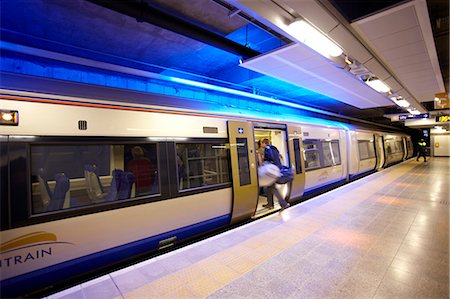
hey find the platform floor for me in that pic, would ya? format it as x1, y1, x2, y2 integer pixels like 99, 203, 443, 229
49, 158, 449, 299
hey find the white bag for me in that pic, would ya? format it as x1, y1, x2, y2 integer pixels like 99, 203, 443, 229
258, 162, 281, 187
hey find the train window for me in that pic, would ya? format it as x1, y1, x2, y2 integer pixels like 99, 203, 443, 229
303, 140, 320, 170
236, 138, 251, 186
321, 141, 334, 167
30, 143, 159, 214
176, 142, 231, 190
358, 140, 375, 160
358, 140, 370, 160
293, 138, 302, 174
395, 141, 403, 153
331, 141, 341, 165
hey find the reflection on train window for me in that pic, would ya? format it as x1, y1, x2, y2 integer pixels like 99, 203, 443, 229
30, 143, 159, 214
330, 141, 341, 165
395, 141, 403, 153
303, 140, 320, 169
176, 142, 230, 190
358, 140, 376, 160
321, 141, 333, 167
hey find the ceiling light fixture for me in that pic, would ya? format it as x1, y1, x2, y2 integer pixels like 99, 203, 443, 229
345, 56, 352, 65
287, 19, 343, 58
407, 108, 420, 115
395, 99, 410, 108
365, 79, 390, 93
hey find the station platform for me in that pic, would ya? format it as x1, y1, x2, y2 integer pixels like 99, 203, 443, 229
49, 158, 449, 299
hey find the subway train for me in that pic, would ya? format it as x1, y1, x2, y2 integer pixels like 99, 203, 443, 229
0, 93, 414, 297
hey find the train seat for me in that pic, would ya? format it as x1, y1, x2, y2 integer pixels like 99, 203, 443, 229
47, 173, 70, 211
104, 169, 123, 201
117, 172, 135, 200
84, 164, 106, 201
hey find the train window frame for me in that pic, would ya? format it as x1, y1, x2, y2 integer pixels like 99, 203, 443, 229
304, 139, 341, 171
303, 139, 322, 170
174, 139, 232, 193
357, 140, 375, 161
7, 136, 172, 230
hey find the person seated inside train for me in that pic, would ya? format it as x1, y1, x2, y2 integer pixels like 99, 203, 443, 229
125, 146, 156, 196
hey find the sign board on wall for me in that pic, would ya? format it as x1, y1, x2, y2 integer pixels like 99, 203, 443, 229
436, 115, 450, 123
434, 93, 449, 109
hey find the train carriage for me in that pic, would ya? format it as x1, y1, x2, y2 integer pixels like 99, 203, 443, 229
0, 94, 414, 297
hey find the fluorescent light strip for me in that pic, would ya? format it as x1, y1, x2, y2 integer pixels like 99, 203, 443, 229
287, 20, 343, 58
365, 79, 390, 93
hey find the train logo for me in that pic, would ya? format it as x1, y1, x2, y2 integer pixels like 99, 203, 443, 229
0, 231, 73, 269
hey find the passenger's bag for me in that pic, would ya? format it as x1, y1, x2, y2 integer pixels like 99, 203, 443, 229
258, 162, 281, 187
276, 166, 294, 184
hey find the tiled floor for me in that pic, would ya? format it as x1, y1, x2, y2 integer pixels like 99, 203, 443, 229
48, 158, 449, 299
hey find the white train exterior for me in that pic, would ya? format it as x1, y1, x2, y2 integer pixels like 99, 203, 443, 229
0, 93, 414, 297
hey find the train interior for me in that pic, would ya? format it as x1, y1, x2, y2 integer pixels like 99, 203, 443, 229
253, 127, 289, 217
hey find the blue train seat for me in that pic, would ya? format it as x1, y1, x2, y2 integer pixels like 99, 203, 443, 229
47, 173, 70, 211
117, 172, 135, 200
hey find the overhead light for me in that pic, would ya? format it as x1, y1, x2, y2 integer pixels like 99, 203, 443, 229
434, 97, 439, 101
344, 56, 352, 65
395, 99, 410, 108
365, 79, 390, 93
287, 19, 343, 58
407, 108, 420, 115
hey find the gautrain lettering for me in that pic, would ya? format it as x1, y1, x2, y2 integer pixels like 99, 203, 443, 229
0, 248, 52, 268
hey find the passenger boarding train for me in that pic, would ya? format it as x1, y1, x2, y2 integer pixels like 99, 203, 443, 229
0, 93, 414, 297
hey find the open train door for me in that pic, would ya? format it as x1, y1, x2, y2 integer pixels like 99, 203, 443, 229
228, 120, 258, 224
287, 124, 306, 200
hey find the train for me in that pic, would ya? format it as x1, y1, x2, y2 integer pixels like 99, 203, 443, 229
0, 92, 414, 297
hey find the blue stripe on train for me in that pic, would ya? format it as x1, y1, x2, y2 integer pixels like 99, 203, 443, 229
1, 214, 231, 298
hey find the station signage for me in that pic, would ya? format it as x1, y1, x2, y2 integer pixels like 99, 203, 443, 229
434, 92, 449, 109
436, 115, 450, 123
399, 113, 429, 121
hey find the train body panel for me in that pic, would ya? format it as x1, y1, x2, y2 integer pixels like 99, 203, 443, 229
0, 188, 232, 280
0, 100, 228, 138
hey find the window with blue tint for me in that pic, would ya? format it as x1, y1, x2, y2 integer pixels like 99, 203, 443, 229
30, 143, 159, 214
176, 142, 231, 190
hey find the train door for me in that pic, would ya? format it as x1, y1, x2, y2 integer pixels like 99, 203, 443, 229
227, 121, 258, 224
253, 123, 292, 217
375, 134, 385, 170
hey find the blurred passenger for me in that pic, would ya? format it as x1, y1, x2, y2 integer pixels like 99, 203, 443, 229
126, 146, 155, 195
416, 139, 427, 162
260, 138, 290, 210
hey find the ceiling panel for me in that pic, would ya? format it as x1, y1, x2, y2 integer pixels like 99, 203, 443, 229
352, 1, 445, 105
328, 24, 373, 63
370, 26, 423, 52
380, 41, 428, 60
241, 43, 392, 108
356, 6, 418, 40
364, 59, 391, 80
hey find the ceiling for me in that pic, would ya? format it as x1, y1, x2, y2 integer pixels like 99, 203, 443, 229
0, 0, 447, 128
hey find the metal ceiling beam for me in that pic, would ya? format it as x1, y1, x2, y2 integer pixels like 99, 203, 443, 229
87, 0, 260, 59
